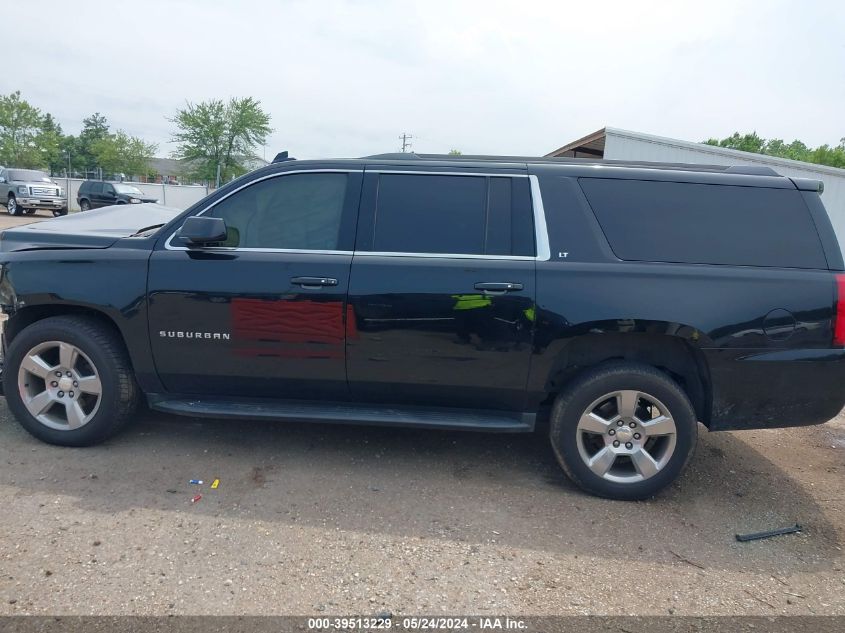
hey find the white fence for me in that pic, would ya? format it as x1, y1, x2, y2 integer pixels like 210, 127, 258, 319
56, 178, 210, 212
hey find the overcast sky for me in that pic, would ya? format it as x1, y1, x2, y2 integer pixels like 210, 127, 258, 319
6, 0, 844, 159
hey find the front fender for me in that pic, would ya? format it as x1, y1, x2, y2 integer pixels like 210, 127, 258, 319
0, 245, 161, 392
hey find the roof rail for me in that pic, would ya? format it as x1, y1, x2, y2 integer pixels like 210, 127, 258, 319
358, 152, 784, 176
724, 165, 780, 176
365, 152, 422, 160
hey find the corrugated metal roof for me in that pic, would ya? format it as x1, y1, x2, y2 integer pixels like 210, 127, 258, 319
550, 126, 845, 178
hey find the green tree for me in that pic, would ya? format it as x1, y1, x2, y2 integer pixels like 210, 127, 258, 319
40, 113, 65, 174
704, 132, 765, 154
704, 132, 845, 169
448, 148, 462, 155
170, 97, 272, 182
77, 112, 110, 172
0, 91, 61, 169
91, 130, 157, 177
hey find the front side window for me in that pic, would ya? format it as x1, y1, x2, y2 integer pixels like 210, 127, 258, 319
207, 173, 348, 250
114, 184, 143, 195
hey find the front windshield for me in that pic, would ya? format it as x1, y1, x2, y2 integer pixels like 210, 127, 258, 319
8, 169, 51, 183
114, 184, 143, 195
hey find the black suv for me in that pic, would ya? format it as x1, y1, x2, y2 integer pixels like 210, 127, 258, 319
1, 153, 843, 500
77, 180, 158, 210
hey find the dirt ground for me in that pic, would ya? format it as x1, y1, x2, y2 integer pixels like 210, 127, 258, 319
0, 401, 843, 616
0, 211, 57, 229
0, 212, 844, 616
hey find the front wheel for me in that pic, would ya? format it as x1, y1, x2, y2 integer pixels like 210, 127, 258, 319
7, 195, 21, 216
549, 362, 697, 500
3, 316, 140, 446
25, 208, 37, 215
53, 208, 68, 217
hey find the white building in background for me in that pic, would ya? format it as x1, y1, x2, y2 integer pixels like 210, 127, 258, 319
547, 127, 845, 255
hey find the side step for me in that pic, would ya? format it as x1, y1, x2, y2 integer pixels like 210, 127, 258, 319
147, 396, 535, 433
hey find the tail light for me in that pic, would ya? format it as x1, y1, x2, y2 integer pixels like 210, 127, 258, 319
834, 274, 845, 346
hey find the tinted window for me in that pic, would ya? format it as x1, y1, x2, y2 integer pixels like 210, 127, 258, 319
371, 174, 534, 256
208, 173, 347, 250
88, 182, 103, 195
579, 178, 827, 269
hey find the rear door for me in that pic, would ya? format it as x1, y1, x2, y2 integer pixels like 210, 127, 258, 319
346, 168, 537, 411
88, 182, 104, 207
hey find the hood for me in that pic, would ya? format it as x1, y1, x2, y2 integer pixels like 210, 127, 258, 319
0, 203, 183, 252
113, 191, 157, 201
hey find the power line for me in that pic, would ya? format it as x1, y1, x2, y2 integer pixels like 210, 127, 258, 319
399, 133, 414, 153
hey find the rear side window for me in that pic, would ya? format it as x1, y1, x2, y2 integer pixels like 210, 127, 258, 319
371, 174, 534, 256
579, 178, 827, 269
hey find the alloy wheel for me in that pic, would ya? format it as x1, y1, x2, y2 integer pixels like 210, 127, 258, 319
17, 341, 103, 431
575, 389, 677, 483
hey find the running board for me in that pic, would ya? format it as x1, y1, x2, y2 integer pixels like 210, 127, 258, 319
147, 396, 535, 433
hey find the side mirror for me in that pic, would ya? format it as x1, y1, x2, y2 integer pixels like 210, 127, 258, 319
178, 216, 228, 246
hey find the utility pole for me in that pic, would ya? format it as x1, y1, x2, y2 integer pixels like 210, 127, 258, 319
399, 133, 414, 153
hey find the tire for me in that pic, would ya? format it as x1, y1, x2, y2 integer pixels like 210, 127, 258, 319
3, 315, 140, 447
549, 361, 697, 500
25, 208, 37, 215
53, 208, 68, 217
79, 199, 91, 211
7, 194, 21, 216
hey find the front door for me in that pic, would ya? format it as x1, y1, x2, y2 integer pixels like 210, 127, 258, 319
347, 169, 537, 411
148, 169, 362, 400
101, 183, 117, 207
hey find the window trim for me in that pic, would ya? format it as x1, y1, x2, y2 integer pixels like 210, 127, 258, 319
164, 169, 551, 261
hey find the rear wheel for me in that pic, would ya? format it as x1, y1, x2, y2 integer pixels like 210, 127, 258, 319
79, 199, 91, 211
3, 316, 140, 446
7, 195, 21, 216
549, 362, 697, 500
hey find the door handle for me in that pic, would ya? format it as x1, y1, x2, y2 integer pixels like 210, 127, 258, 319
474, 282, 524, 294
291, 276, 338, 288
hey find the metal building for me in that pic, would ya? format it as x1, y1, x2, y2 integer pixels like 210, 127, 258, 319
547, 127, 845, 256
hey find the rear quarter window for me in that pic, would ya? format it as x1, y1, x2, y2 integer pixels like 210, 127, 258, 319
579, 178, 827, 269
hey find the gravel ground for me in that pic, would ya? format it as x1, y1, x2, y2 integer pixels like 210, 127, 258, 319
0, 402, 843, 616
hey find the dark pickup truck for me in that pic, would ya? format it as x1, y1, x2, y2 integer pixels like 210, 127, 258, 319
1, 153, 843, 499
